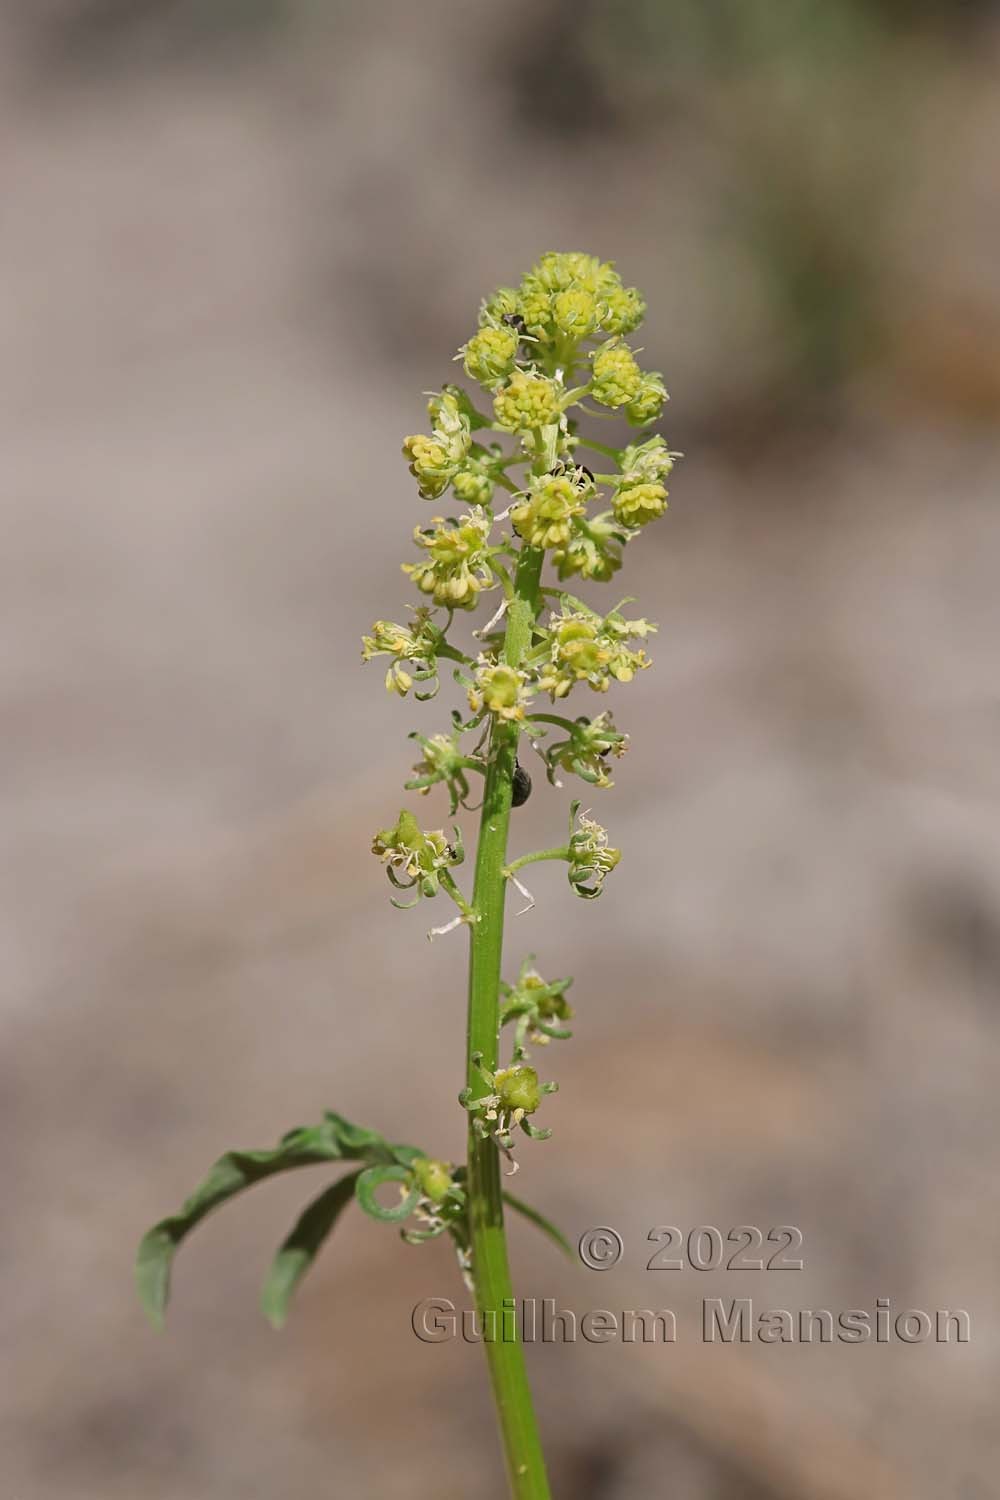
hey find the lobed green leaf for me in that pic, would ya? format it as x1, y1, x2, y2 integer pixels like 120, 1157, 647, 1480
137, 1112, 405, 1329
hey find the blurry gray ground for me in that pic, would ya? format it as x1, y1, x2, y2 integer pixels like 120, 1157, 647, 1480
2, 5, 999, 1498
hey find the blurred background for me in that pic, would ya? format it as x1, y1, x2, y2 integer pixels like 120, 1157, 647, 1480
3, 2, 999, 1496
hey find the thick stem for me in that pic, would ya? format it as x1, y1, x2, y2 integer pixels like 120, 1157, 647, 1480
465, 542, 551, 1500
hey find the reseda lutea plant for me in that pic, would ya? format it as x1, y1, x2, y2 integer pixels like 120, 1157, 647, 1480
137, 253, 677, 1500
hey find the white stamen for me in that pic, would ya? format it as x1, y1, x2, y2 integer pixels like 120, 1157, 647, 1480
508, 873, 535, 915
474, 596, 509, 638
427, 913, 464, 941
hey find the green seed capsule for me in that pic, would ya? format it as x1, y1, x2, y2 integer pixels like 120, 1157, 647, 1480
494, 1065, 541, 1115
413, 1157, 453, 1204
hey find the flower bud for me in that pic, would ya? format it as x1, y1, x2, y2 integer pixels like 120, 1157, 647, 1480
598, 284, 646, 335
612, 481, 668, 528
462, 326, 520, 388
552, 288, 597, 340
625, 370, 667, 426
493, 370, 563, 431
590, 340, 643, 409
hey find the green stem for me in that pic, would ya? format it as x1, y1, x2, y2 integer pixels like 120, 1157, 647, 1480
504, 847, 570, 878
465, 541, 551, 1500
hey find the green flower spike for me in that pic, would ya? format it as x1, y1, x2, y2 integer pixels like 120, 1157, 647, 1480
141, 254, 682, 1500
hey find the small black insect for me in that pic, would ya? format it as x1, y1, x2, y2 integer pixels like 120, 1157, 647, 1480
502, 313, 526, 334
512, 761, 532, 807
547, 459, 594, 485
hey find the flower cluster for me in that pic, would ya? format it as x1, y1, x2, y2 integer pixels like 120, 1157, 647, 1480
136, 255, 682, 1373
488, 252, 646, 355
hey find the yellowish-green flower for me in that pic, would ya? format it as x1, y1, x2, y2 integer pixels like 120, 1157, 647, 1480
597, 284, 646, 335
626, 370, 667, 426
613, 481, 667, 528
403, 389, 472, 499
567, 804, 621, 899
536, 604, 655, 698
462, 325, 520, 388
610, 435, 675, 527
619, 435, 675, 484
402, 434, 452, 500
361, 608, 444, 696
402, 509, 494, 609
371, 810, 462, 895
540, 709, 628, 789
493, 370, 564, 431
467, 659, 533, 722
551, 516, 624, 583
511, 469, 592, 550
590, 339, 643, 408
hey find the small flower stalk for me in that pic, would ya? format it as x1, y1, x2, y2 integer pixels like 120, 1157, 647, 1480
137, 253, 678, 1500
